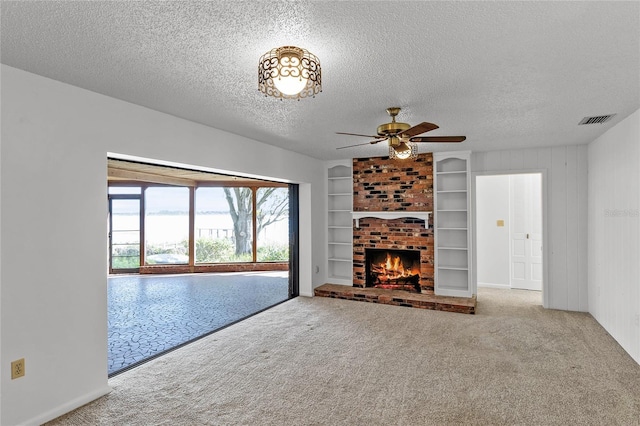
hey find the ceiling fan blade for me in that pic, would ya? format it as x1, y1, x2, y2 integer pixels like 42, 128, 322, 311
336, 139, 387, 149
410, 136, 466, 143
400, 122, 439, 138
336, 132, 382, 138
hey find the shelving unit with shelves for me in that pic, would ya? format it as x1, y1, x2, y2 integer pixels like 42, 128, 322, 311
434, 151, 473, 297
327, 162, 353, 284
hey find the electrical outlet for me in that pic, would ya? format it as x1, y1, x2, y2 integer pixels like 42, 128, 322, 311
11, 358, 25, 379
635, 314, 640, 327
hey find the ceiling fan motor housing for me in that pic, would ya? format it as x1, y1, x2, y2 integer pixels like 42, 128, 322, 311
377, 121, 411, 137
377, 107, 410, 137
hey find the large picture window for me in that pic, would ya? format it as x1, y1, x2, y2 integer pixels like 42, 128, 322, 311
108, 179, 290, 269
256, 187, 289, 262
144, 187, 190, 264
195, 187, 253, 263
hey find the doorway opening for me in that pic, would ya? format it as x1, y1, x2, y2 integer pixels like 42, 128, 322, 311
107, 157, 299, 375
475, 173, 544, 304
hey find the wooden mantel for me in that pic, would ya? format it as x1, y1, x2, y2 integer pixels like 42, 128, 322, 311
352, 211, 432, 228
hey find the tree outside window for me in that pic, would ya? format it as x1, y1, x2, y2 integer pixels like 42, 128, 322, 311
255, 187, 289, 261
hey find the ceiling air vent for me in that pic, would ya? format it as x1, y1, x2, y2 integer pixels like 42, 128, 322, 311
578, 114, 616, 125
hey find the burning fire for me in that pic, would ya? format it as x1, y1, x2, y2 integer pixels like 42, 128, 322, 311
373, 253, 418, 281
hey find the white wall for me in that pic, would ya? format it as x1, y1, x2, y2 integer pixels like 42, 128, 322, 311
0, 65, 326, 425
588, 108, 640, 364
0, 65, 3, 423
472, 145, 588, 311
476, 175, 510, 287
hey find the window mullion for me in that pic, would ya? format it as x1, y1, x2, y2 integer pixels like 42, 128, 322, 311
252, 187, 258, 262
189, 186, 195, 267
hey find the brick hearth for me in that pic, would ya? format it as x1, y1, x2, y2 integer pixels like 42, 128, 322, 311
314, 284, 476, 314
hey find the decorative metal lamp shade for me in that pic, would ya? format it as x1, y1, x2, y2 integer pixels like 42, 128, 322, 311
258, 46, 322, 100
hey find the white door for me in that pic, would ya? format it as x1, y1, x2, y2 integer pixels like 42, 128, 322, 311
509, 174, 543, 290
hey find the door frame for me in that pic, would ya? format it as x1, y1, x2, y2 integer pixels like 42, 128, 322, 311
288, 184, 300, 298
471, 169, 549, 308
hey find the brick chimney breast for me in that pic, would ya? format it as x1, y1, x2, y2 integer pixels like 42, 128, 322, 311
352, 154, 434, 290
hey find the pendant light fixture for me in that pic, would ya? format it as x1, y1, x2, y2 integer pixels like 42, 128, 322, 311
258, 46, 322, 100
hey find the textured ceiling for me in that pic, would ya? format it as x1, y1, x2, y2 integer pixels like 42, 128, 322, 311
2, 1, 639, 161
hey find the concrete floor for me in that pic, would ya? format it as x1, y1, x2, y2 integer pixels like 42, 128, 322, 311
108, 271, 289, 375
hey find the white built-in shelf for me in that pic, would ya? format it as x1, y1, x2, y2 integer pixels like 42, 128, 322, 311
352, 211, 431, 228
438, 266, 469, 271
331, 274, 352, 281
436, 171, 467, 175
434, 151, 473, 298
328, 162, 353, 285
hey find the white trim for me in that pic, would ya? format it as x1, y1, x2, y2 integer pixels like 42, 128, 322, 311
434, 151, 472, 162
352, 211, 431, 228
324, 278, 352, 286
435, 287, 474, 298
24, 385, 112, 426
478, 282, 511, 289
472, 169, 549, 309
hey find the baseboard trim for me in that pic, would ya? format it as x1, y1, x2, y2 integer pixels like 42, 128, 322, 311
478, 282, 510, 289
23, 385, 112, 426
300, 291, 314, 297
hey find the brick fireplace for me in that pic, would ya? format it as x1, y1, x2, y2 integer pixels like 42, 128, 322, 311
353, 154, 434, 291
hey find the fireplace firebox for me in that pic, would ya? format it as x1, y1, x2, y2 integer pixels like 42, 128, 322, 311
365, 248, 421, 293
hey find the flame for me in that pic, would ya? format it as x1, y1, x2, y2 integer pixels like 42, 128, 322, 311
376, 252, 417, 281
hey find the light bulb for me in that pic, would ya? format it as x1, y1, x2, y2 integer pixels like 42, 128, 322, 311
395, 149, 412, 160
273, 55, 308, 95
395, 141, 412, 159
273, 75, 308, 95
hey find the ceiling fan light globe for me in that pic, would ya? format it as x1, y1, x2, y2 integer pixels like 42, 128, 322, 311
394, 149, 413, 160
389, 140, 418, 160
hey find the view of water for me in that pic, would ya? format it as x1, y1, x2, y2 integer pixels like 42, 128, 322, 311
112, 213, 288, 245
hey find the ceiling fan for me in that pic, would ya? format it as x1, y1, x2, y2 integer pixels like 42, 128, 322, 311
336, 107, 466, 159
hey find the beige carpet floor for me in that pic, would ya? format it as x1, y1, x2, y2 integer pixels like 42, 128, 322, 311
47, 288, 640, 425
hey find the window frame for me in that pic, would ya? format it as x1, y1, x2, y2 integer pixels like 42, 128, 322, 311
107, 180, 290, 273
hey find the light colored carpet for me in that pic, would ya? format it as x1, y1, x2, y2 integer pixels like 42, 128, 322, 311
47, 288, 640, 425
